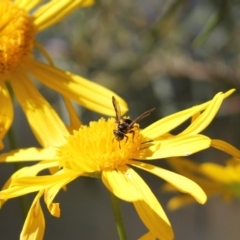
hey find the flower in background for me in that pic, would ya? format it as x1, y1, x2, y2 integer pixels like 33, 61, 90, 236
0, 0, 127, 147
164, 136, 240, 210
165, 153, 240, 211
0, 90, 234, 239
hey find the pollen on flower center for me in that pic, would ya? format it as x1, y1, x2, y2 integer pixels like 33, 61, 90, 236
57, 118, 150, 173
0, 0, 35, 76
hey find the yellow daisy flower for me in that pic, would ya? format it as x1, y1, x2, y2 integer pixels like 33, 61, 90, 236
165, 154, 240, 210
0, 0, 127, 147
0, 90, 234, 239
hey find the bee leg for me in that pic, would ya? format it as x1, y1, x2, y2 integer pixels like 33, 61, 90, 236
128, 130, 135, 142
124, 134, 129, 144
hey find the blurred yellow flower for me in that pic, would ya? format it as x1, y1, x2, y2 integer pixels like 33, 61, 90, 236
165, 154, 240, 211
0, 90, 234, 239
0, 0, 127, 147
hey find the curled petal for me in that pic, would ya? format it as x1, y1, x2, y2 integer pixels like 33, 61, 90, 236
0, 170, 75, 200
211, 139, 240, 158
142, 89, 235, 139
20, 191, 45, 240
0, 161, 58, 207
179, 91, 224, 136
44, 171, 79, 217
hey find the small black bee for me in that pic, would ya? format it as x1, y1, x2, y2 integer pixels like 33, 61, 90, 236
112, 96, 155, 148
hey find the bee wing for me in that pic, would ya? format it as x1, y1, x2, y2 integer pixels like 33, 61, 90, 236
112, 96, 122, 123
129, 108, 155, 127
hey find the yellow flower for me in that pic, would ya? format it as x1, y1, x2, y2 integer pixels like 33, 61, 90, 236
0, 0, 127, 147
163, 135, 240, 210
0, 90, 234, 239
165, 155, 240, 210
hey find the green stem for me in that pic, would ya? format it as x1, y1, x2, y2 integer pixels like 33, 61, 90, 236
110, 192, 128, 240
7, 127, 29, 220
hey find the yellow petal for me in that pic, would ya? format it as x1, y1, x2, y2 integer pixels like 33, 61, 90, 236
20, 191, 45, 240
142, 106, 203, 139
130, 161, 207, 204
27, 60, 128, 116
166, 157, 200, 177
142, 89, 235, 139
0, 147, 56, 162
145, 135, 210, 159
179, 91, 224, 136
0, 170, 73, 200
166, 158, 225, 196
211, 139, 240, 158
63, 97, 82, 133
44, 171, 79, 217
33, 0, 94, 32
138, 232, 156, 240
167, 195, 195, 211
127, 168, 173, 240
0, 81, 13, 149
47, 202, 60, 218
200, 163, 240, 183
15, 0, 42, 12
0, 161, 58, 207
101, 169, 142, 202
14, 161, 59, 179
10, 71, 69, 147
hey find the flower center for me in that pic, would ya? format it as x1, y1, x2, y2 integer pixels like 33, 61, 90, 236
0, 0, 35, 76
57, 118, 151, 173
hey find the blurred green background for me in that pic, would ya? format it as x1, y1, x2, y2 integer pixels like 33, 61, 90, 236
1, 0, 240, 239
